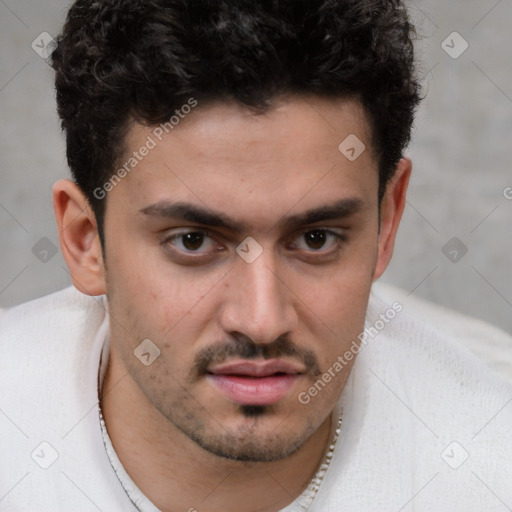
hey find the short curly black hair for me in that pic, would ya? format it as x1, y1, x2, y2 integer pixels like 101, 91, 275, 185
51, 0, 421, 245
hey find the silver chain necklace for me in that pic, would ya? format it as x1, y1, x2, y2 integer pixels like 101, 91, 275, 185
299, 408, 343, 510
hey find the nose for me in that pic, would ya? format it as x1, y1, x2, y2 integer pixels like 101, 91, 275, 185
219, 246, 299, 345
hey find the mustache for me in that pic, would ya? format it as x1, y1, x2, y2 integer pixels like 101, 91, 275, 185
191, 333, 322, 381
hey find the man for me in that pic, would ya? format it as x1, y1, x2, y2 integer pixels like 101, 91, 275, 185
1, 0, 511, 510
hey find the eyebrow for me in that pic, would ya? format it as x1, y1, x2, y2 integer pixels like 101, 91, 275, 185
139, 197, 366, 233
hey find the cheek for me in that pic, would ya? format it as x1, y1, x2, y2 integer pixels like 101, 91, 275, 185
299, 240, 375, 318
104, 226, 223, 334
294, 247, 375, 374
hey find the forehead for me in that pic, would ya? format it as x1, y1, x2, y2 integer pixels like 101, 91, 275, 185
109, 96, 378, 230
126, 95, 374, 163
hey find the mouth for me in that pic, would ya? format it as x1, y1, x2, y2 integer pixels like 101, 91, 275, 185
205, 359, 304, 406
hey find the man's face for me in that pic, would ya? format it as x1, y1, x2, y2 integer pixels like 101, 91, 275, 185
102, 96, 380, 462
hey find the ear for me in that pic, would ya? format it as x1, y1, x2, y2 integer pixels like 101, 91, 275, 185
52, 179, 106, 296
372, 157, 412, 281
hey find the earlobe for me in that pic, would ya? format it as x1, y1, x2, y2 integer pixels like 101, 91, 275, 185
372, 157, 412, 281
52, 179, 107, 296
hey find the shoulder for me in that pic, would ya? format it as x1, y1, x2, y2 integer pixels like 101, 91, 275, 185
0, 285, 102, 323
372, 281, 512, 381
321, 283, 512, 509
0, 286, 106, 349
0, 289, 134, 511
0, 286, 108, 406
363, 282, 512, 456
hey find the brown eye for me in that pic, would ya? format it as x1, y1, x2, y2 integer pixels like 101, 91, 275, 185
304, 230, 328, 250
291, 229, 346, 253
181, 232, 205, 251
163, 229, 220, 254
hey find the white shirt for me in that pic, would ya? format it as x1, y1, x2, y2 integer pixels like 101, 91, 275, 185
1, 285, 511, 511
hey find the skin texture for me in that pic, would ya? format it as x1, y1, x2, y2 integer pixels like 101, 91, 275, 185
53, 95, 411, 512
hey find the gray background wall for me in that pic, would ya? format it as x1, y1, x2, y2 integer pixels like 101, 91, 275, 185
1, 1, 511, 334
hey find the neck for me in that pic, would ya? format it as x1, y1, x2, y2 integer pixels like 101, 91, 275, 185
100, 352, 337, 512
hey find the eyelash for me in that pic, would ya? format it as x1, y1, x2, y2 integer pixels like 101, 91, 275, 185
161, 228, 347, 261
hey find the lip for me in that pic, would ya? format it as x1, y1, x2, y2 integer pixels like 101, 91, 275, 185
206, 359, 304, 405
207, 359, 304, 377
